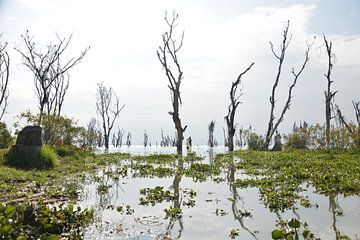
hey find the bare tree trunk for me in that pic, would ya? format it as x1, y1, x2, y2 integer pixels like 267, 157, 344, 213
225, 63, 255, 151
157, 11, 187, 155
323, 35, 337, 149
264, 21, 313, 150
0, 37, 9, 121
208, 120, 215, 147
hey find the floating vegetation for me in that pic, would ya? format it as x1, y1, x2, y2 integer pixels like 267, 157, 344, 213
0, 202, 93, 239
139, 186, 174, 206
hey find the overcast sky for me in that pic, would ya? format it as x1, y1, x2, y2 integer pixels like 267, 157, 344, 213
0, 0, 359, 145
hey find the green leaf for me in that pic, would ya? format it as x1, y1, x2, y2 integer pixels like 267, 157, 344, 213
4, 205, 16, 218
272, 229, 285, 239
288, 218, 301, 229
302, 230, 311, 239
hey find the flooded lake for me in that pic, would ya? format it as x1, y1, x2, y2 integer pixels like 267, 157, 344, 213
78, 146, 360, 239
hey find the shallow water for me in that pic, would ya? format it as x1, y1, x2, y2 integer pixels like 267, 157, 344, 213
78, 146, 360, 239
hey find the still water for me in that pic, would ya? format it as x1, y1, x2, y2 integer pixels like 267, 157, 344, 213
78, 146, 360, 239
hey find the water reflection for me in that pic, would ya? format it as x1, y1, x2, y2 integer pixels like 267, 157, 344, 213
79, 146, 360, 239
227, 157, 258, 239
164, 158, 184, 238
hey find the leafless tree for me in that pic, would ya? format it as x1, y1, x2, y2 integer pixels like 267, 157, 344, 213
96, 82, 125, 149
126, 132, 131, 147
335, 101, 360, 149
15, 31, 89, 124
225, 63, 254, 151
323, 35, 337, 148
144, 129, 149, 147
157, 11, 187, 155
264, 21, 313, 149
0, 35, 9, 121
208, 120, 216, 147
116, 127, 125, 147
223, 127, 228, 147
47, 62, 70, 116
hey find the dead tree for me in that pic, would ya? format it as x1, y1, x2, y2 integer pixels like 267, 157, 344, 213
157, 11, 187, 155
15, 31, 89, 125
0, 36, 9, 121
208, 120, 216, 147
144, 129, 149, 147
225, 63, 255, 151
264, 21, 313, 149
116, 128, 124, 147
323, 35, 337, 148
335, 101, 360, 149
96, 82, 125, 149
47, 61, 70, 116
126, 132, 131, 147
223, 127, 228, 147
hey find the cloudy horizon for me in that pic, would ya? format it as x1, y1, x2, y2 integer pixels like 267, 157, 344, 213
0, 0, 359, 145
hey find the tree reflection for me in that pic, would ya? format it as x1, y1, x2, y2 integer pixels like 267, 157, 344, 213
227, 157, 258, 239
329, 194, 347, 239
165, 157, 184, 238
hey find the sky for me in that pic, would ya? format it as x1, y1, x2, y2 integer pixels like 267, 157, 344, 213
0, 0, 359, 145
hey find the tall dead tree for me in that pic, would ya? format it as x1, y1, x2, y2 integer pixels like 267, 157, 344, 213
323, 35, 337, 148
225, 63, 255, 151
15, 31, 89, 125
264, 21, 313, 149
157, 11, 187, 155
96, 82, 125, 149
208, 120, 216, 147
0, 35, 9, 121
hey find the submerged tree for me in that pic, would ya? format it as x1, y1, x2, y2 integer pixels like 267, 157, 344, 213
264, 21, 313, 150
15, 31, 89, 124
96, 82, 125, 149
0, 35, 9, 121
323, 35, 337, 148
157, 11, 187, 155
225, 63, 255, 151
208, 120, 216, 147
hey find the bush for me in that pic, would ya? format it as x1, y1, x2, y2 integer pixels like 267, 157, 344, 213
0, 122, 13, 149
4, 145, 57, 169
283, 122, 310, 150
52, 144, 87, 161
246, 132, 266, 150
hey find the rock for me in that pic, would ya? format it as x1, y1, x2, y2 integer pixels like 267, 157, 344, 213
16, 126, 42, 146
4, 126, 51, 169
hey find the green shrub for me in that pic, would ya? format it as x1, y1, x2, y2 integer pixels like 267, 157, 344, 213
4, 145, 57, 169
0, 122, 13, 149
246, 132, 266, 150
52, 145, 83, 159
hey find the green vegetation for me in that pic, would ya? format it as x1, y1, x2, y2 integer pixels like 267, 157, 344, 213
1, 145, 359, 239
4, 145, 57, 170
0, 122, 13, 149
0, 202, 93, 239
232, 150, 360, 211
